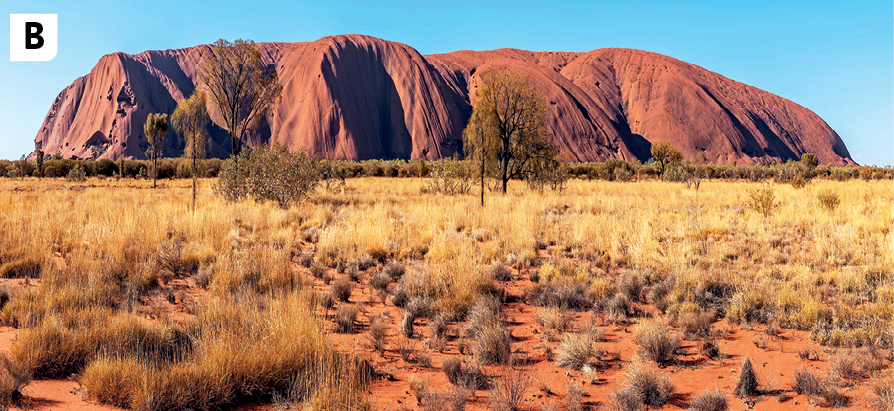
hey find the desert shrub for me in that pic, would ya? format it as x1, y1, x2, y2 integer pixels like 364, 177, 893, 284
429, 312, 450, 341
369, 271, 392, 294
488, 367, 532, 411
331, 276, 353, 302
199, 158, 222, 177
422, 159, 474, 195
773, 160, 811, 186
791, 368, 848, 406
406, 296, 433, 319
367, 316, 387, 353
421, 387, 468, 411
565, 382, 584, 411
827, 351, 862, 383
617, 269, 645, 302
309, 263, 327, 279
632, 318, 680, 365
352, 253, 376, 271
624, 360, 675, 407
361, 160, 383, 177
678, 310, 715, 339
488, 262, 511, 281
688, 388, 728, 411
745, 183, 777, 217
442, 357, 486, 390
400, 312, 415, 338
536, 307, 572, 333
598, 292, 633, 322
735, 356, 758, 396
336, 304, 359, 333
443, 357, 464, 385
317, 160, 346, 192
555, 333, 597, 370
382, 261, 406, 280
525, 282, 593, 309
0, 354, 30, 408
527, 157, 569, 192
66, 164, 87, 182
316, 292, 334, 312
389, 284, 408, 308
816, 188, 841, 211
214, 142, 320, 208
605, 386, 644, 411
870, 373, 893, 411
471, 316, 511, 365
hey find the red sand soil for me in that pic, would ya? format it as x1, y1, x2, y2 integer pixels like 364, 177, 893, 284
0, 249, 885, 410
34, 35, 852, 165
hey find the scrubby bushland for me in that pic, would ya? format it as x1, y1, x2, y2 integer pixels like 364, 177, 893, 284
214, 142, 320, 208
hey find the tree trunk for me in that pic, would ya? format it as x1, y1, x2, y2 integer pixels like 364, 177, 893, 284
153, 150, 157, 188
501, 155, 509, 194
480, 156, 485, 207
192, 151, 197, 213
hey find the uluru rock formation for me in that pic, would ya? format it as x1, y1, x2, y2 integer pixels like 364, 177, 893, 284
33, 34, 854, 165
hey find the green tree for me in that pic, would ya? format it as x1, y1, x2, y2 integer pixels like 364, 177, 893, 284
800, 152, 819, 169
143, 113, 169, 188
198, 39, 283, 159
650, 141, 682, 175
172, 90, 210, 212
462, 68, 554, 201
35, 149, 44, 178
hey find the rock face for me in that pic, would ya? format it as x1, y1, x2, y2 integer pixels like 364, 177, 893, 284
34, 35, 854, 165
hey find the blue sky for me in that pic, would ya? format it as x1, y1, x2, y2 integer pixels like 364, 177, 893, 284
2, 0, 891, 165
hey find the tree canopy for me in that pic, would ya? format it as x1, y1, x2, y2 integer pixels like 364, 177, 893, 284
143, 113, 169, 188
172, 89, 210, 212
462, 68, 555, 200
198, 39, 282, 158
650, 141, 682, 175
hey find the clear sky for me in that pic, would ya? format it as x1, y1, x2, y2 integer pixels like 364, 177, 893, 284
1, 0, 891, 165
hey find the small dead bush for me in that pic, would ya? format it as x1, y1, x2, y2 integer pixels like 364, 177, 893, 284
791, 367, 824, 397
472, 318, 511, 365
735, 356, 758, 396
0, 354, 30, 407
624, 360, 675, 407
390, 284, 408, 308
555, 333, 597, 370
309, 263, 327, 279
488, 262, 511, 282
370, 271, 392, 294
406, 296, 433, 320
336, 304, 359, 333
330, 276, 353, 302
383, 261, 406, 279
400, 312, 415, 338
367, 316, 387, 353
632, 318, 680, 365
488, 367, 532, 411
537, 307, 572, 333
605, 386, 644, 411
688, 388, 728, 411
870, 373, 893, 411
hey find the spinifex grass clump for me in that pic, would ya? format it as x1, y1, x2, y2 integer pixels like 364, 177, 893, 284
75, 292, 370, 411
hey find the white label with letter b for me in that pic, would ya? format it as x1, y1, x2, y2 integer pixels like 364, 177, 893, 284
10, 14, 57, 61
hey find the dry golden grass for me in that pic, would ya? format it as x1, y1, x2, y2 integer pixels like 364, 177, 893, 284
0, 175, 890, 409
